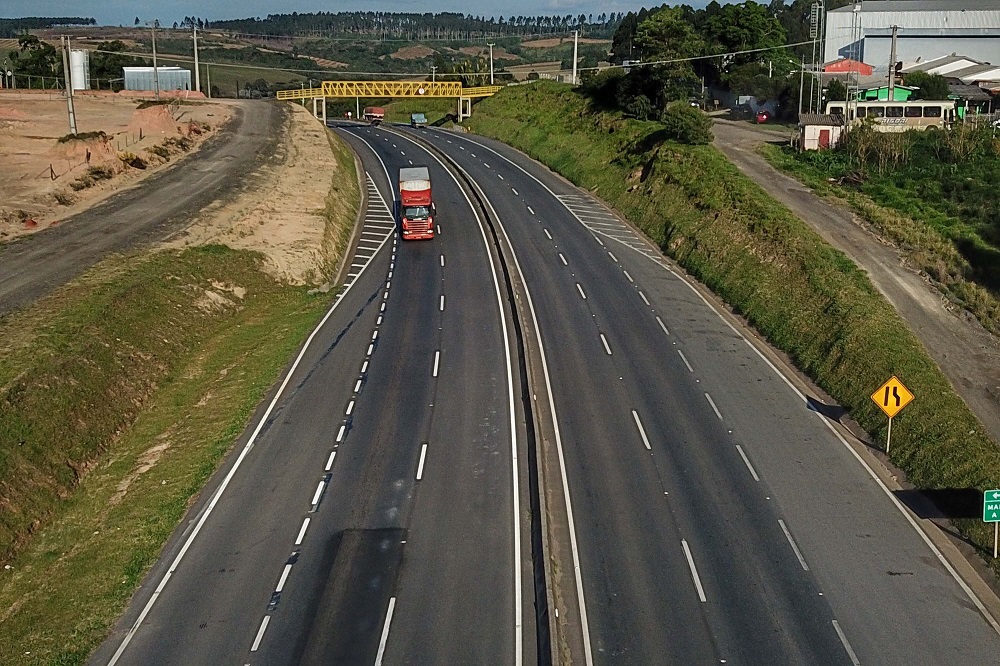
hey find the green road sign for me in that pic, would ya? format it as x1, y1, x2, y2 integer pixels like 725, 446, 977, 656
984, 490, 1000, 522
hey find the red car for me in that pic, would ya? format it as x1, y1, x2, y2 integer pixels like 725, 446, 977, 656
755, 110, 771, 124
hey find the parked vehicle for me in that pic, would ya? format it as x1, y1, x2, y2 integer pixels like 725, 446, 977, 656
363, 106, 385, 125
755, 110, 771, 124
410, 112, 427, 128
399, 167, 435, 240
825, 100, 957, 132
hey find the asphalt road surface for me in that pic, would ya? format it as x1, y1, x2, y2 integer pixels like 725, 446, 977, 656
91, 123, 534, 665
0, 101, 285, 317
91, 117, 1000, 666
398, 124, 1000, 665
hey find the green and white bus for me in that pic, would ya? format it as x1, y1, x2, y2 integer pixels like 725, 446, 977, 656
825, 100, 958, 131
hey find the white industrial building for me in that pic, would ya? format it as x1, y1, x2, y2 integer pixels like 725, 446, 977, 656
123, 66, 192, 92
825, 1, 1000, 75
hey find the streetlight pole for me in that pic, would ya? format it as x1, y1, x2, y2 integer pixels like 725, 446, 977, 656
431, 65, 437, 83
798, 57, 805, 116
572, 30, 579, 85
487, 42, 495, 85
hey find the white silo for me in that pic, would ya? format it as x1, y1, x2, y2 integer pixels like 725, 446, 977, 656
69, 49, 90, 91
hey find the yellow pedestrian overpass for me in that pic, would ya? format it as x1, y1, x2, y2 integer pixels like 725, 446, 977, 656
276, 80, 505, 121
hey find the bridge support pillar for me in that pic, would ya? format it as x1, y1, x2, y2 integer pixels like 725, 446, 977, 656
457, 96, 472, 122
322, 96, 327, 124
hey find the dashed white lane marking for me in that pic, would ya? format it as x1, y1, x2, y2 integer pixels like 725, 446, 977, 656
459, 145, 465, 150
656, 316, 670, 335
682, 540, 708, 602
367, 343, 375, 355
325, 450, 337, 472
512, 187, 519, 195
374, 597, 397, 666
400, 151, 405, 155
631, 410, 652, 450
778, 519, 809, 570
559, 253, 568, 266
639, 291, 650, 306
251, 616, 270, 652
440, 254, 445, 267
498, 173, 504, 180
437, 224, 442, 234
600, 333, 612, 355
594, 235, 605, 247
576, 283, 587, 300
295, 518, 310, 545
346, 400, 355, 416
735, 444, 760, 482
336, 424, 346, 442
833, 620, 861, 666
471, 153, 476, 157
416, 443, 428, 480
484, 162, 491, 169
310, 481, 325, 507
433, 351, 440, 377
705, 393, 723, 420
677, 349, 694, 373
354, 379, 363, 392
408, 160, 413, 165
544, 229, 552, 240
275, 563, 293, 593
528, 206, 535, 215
608, 251, 618, 262
440, 295, 445, 311
362, 359, 369, 372
623, 270, 634, 283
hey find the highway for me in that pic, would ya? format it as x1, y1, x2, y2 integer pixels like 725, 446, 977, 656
92, 122, 534, 665
92, 116, 1000, 666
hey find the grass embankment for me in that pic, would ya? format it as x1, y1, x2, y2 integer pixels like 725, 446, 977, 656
467, 81, 1000, 566
762, 145, 1000, 336
0, 139, 358, 663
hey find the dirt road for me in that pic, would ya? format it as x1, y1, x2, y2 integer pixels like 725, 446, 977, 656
0, 100, 286, 316
712, 119, 1000, 446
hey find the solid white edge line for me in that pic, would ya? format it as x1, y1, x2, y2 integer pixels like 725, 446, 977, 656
681, 540, 708, 603
105, 167, 396, 666
388, 130, 525, 663
373, 597, 396, 666
433, 350, 440, 377
250, 615, 270, 652
677, 349, 694, 373
416, 443, 428, 480
325, 450, 337, 472
704, 393, 723, 420
275, 563, 293, 593
295, 518, 310, 546
632, 410, 652, 451
833, 620, 862, 666
576, 283, 587, 300
778, 519, 809, 571
600, 333, 612, 355
735, 444, 760, 482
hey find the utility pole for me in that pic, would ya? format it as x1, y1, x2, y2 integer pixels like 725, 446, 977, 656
206, 63, 211, 98
193, 25, 201, 93
799, 56, 805, 116
487, 42, 495, 85
151, 21, 160, 101
816, 0, 827, 115
888, 25, 898, 101
60, 36, 78, 135
572, 30, 579, 85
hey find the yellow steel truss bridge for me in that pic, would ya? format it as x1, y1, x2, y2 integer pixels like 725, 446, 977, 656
276, 81, 504, 100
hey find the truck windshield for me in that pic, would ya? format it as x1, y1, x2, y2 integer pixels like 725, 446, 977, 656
404, 206, 431, 219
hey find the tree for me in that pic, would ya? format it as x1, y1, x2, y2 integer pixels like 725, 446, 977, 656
134, 17, 140, 26
91, 40, 144, 87
903, 71, 951, 100
661, 103, 713, 144
10, 34, 61, 79
827, 78, 847, 104
706, 1, 786, 68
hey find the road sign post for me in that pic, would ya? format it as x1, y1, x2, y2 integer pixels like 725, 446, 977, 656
871, 376, 914, 454
983, 490, 1000, 558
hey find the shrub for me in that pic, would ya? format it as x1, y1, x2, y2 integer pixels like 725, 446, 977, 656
660, 103, 713, 145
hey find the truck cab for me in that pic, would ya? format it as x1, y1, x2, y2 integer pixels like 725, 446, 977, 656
410, 112, 427, 128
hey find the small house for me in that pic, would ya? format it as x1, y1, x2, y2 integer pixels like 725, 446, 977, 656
798, 114, 845, 151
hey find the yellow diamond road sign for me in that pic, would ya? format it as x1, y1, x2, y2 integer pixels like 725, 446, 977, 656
871, 376, 914, 419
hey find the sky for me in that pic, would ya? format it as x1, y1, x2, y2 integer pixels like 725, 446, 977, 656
2, 1, 736, 28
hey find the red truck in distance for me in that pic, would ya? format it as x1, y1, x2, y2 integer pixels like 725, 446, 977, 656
363, 106, 385, 125
399, 167, 435, 240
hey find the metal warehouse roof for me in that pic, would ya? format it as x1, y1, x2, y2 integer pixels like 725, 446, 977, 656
831, 1, 1000, 12
901, 55, 985, 73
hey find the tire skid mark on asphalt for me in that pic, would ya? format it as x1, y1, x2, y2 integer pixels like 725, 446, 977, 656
245, 178, 401, 659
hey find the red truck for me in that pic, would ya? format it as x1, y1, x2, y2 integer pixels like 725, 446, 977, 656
399, 167, 435, 240
363, 106, 385, 125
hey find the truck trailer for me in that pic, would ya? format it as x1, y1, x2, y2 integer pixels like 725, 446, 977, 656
399, 167, 435, 240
